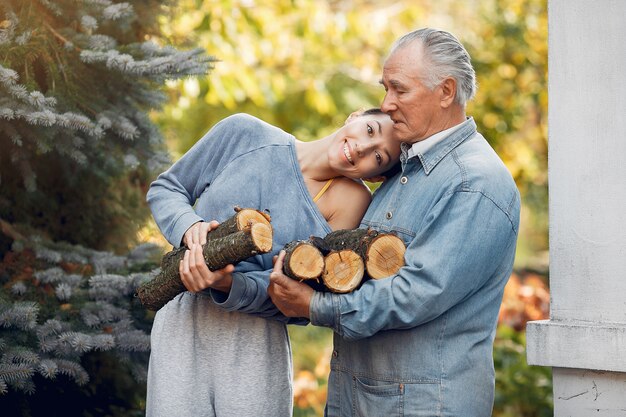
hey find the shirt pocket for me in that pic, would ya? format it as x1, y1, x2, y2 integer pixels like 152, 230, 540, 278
353, 376, 403, 417
360, 220, 416, 247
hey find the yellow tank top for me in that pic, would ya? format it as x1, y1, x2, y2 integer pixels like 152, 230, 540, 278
313, 178, 334, 202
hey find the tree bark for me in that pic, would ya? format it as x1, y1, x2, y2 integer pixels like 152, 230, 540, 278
137, 220, 273, 311
323, 228, 405, 279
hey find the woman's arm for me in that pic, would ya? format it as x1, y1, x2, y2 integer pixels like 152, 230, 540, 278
146, 117, 239, 247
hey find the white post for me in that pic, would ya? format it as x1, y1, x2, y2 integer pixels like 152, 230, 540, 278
526, 0, 626, 415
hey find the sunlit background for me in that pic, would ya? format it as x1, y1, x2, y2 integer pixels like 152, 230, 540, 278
155, 0, 548, 269
0, 0, 550, 416
154, 1, 550, 416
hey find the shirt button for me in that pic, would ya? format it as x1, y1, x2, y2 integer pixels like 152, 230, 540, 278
332, 350, 338, 358
386, 212, 393, 219
400, 176, 408, 184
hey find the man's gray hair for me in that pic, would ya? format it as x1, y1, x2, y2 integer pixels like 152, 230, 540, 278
389, 28, 477, 106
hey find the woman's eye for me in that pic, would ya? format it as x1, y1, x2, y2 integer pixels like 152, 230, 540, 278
375, 152, 382, 165
367, 124, 373, 135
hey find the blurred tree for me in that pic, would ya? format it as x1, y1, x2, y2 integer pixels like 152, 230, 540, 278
157, 0, 548, 268
467, 0, 548, 267
0, 0, 212, 413
0, 0, 214, 251
0, 230, 161, 415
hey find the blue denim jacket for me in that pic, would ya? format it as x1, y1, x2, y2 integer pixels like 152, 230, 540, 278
310, 118, 520, 417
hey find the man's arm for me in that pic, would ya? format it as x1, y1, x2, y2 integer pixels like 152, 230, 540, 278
212, 261, 310, 325
270, 190, 518, 340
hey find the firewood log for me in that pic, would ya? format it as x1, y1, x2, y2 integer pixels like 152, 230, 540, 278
323, 228, 406, 279
321, 249, 365, 293
206, 206, 271, 240
137, 209, 273, 311
282, 240, 325, 281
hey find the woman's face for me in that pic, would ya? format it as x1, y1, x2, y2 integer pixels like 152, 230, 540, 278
328, 113, 401, 179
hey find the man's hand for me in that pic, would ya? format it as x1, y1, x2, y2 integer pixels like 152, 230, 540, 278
268, 250, 314, 318
180, 221, 234, 293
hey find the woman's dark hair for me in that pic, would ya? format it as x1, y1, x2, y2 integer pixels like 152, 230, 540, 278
360, 108, 385, 116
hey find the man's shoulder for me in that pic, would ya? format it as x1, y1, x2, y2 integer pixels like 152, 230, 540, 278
453, 133, 521, 218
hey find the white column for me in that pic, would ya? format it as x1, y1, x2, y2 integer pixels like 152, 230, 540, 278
526, 1, 626, 415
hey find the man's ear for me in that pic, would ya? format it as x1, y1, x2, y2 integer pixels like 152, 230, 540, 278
440, 77, 457, 108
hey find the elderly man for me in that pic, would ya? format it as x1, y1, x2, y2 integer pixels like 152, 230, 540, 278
269, 28, 521, 416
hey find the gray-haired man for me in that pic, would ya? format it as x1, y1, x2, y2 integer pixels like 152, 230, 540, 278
269, 28, 520, 417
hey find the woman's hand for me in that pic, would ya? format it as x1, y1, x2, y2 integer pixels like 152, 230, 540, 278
179, 243, 235, 293
182, 220, 219, 247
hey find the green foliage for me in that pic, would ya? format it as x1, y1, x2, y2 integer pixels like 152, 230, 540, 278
467, 0, 548, 267
0, 0, 214, 251
289, 324, 332, 417
493, 325, 553, 417
0, 232, 161, 414
0, 352, 147, 417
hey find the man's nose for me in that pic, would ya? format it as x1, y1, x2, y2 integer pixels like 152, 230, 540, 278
381, 93, 395, 113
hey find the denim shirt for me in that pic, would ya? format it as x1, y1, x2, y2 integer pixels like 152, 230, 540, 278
310, 118, 520, 417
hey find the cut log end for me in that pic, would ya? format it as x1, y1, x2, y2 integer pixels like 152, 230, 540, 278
287, 243, 324, 280
322, 250, 364, 293
250, 222, 273, 252
366, 234, 406, 279
236, 208, 272, 230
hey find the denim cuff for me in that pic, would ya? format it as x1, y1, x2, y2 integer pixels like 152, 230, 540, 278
210, 272, 249, 311
310, 291, 339, 330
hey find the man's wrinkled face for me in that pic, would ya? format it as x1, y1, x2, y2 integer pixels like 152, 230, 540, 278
380, 44, 442, 144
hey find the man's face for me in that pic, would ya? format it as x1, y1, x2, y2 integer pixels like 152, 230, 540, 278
380, 44, 443, 144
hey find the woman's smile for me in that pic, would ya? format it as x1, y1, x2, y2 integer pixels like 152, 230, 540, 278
343, 141, 354, 165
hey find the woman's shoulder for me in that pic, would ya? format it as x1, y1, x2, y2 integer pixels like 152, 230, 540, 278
219, 112, 265, 127
325, 178, 372, 230
202, 113, 292, 154
213, 113, 293, 148
216, 113, 285, 135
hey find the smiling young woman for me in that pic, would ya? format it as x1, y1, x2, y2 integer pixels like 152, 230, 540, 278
144, 109, 401, 417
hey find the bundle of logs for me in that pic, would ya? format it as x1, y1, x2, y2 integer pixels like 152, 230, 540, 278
282, 228, 406, 293
136, 207, 273, 311
136, 207, 407, 311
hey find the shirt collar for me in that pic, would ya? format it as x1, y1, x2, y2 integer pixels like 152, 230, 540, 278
407, 122, 466, 159
401, 117, 477, 175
